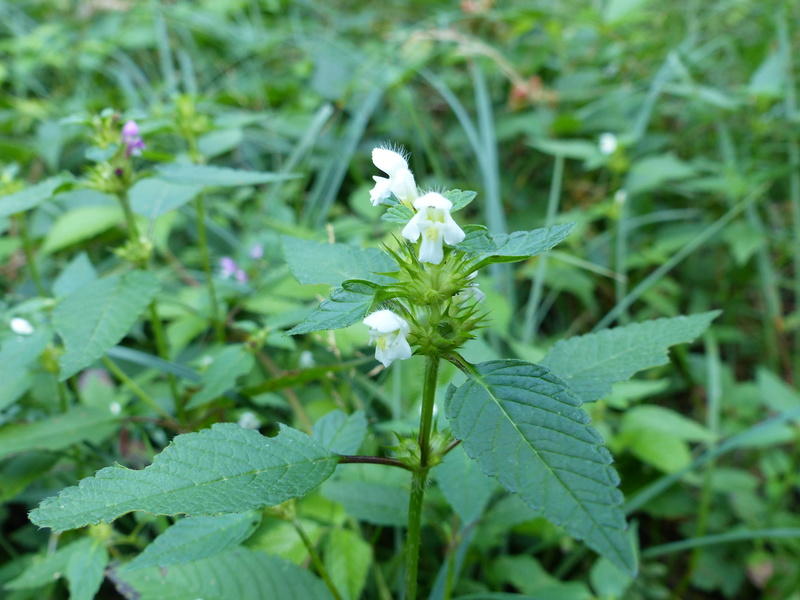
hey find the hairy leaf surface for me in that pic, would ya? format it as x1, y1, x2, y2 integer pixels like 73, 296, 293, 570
470, 223, 576, 268
288, 286, 374, 335
541, 311, 720, 403
313, 409, 367, 455
445, 360, 635, 575
30, 424, 337, 531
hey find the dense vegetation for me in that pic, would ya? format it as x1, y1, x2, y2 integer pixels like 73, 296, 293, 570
1, 1, 799, 599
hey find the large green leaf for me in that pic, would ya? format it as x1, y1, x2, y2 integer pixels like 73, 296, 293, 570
6, 538, 83, 590
433, 444, 496, 525
54, 271, 161, 380
126, 512, 261, 571
0, 328, 52, 411
40, 205, 123, 254
540, 311, 720, 403
185, 344, 255, 409
30, 423, 338, 531
65, 538, 109, 600
281, 236, 396, 287
128, 178, 203, 218
313, 409, 367, 455
324, 528, 372, 600
287, 285, 375, 335
322, 480, 408, 526
445, 360, 635, 575
469, 223, 576, 268
116, 547, 334, 600
156, 163, 299, 187
0, 407, 119, 460
0, 174, 71, 218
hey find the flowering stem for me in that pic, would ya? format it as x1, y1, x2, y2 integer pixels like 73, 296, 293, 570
117, 191, 140, 243
194, 195, 225, 343
405, 353, 440, 600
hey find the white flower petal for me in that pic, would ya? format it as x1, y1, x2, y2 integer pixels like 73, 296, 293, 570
364, 310, 412, 367
372, 147, 408, 176
370, 176, 392, 206
412, 193, 452, 212
401, 213, 423, 242
388, 168, 417, 202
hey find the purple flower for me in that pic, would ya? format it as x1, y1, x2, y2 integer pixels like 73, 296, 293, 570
249, 243, 264, 260
219, 257, 249, 283
121, 120, 145, 157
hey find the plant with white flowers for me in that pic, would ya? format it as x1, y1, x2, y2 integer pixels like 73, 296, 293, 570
29, 143, 720, 600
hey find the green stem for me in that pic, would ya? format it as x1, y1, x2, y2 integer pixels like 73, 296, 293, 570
118, 190, 140, 243
17, 213, 46, 296
148, 302, 182, 419
194, 195, 225, 343
405, 354, 440, 600
291, 518, 343, 600
101, 355, 174, 422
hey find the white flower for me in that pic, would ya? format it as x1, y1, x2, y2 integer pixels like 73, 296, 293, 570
363, 310, 412, 368
10, 317, 34, 336
237, 411, 262, 430
598, 132, 618, 155
370, 147, 417, 205
401, 193, 466, 264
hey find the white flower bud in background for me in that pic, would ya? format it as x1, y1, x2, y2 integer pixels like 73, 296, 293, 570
598, 132, 618, 155
370, 147, 418, 206
363, 310, 412, 367
10, 317, 34, 336
237, 411, 262, 430
401, 193, 466, 264
456, 271, 486, 303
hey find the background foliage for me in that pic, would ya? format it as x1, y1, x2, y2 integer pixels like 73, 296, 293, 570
1, 0, 799, 598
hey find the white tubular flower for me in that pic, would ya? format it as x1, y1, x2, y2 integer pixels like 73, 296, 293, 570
371, 147, 417, 204
401, 193, 466, 264
363, 310, 412, 368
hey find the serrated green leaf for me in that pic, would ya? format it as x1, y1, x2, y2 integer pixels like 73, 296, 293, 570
156, 163, 299, 187
443, 189, 477, 212
471, 224, 576, 268
128, 178, 203, 218
540, 311, 720, 403
0, 328, 52, 411
54, 271, 161, 380
288, 286, 375, 335
116, 547, 335, 600
381, 203, 414, 224
0, 174, 71, 218
324, 528, 372, 600
66, 538, 108, 600
40, 205, 123, 255
30, 423, 338, 531
281, 236, 396, 287
434, 444, 496, 525
323, 481, 408, 526
313, 410, 367, 455
445, 360, 635, 575
186, 344, 255, 409
0, 407, 118, 460
52, 252, 97, 298
126, 512, 261, 571
455, 224, 496, 255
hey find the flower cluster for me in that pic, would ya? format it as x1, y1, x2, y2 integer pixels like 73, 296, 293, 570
121, 120, 145, 158
362, 146, 483, 368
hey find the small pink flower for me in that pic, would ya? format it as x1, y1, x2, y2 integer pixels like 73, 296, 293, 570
121, 120, 145, 157
219, 257, 249, 283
